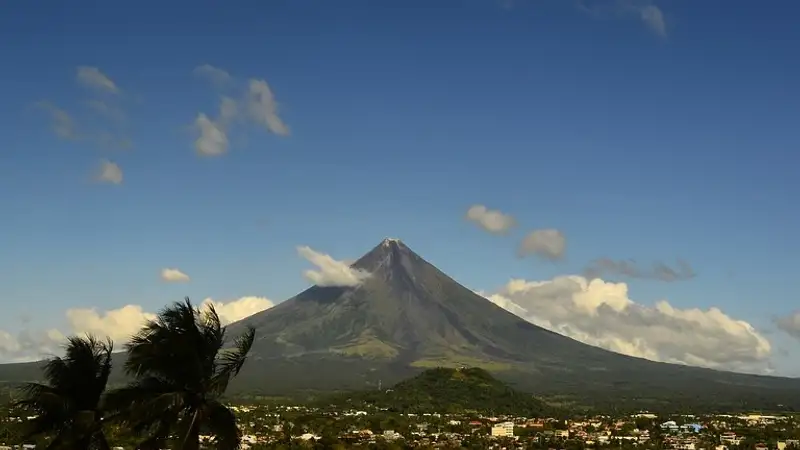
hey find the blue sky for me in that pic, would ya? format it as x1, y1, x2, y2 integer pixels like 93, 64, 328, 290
0, 0, 798, 373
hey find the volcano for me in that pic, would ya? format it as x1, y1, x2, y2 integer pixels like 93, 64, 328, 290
235, 237, 607, 366
3, 238, 800, 411
225, 238, 800, 411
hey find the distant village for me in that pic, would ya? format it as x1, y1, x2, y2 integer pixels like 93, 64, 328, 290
7, 403, 792, 449
220, 407, 800, 449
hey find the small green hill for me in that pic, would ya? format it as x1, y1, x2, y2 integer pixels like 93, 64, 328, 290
327, 367, 553, 416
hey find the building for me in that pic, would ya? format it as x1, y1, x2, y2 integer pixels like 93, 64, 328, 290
492, 421, 515, 437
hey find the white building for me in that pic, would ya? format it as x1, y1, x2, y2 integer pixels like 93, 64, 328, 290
491, 421, 515, 437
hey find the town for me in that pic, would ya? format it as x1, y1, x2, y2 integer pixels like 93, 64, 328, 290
4, 403, 800, 449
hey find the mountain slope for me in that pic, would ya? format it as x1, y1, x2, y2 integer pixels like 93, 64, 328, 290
226, 238, 800, 411
3, 238, 800, 412
236, 238, 626, 369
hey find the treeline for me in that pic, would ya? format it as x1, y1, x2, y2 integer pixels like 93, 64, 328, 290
0, 298, 256, 450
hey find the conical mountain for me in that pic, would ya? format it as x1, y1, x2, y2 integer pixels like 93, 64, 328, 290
229, 238, 800, 410
3, 238, 800, 411
237, 238, 601, 367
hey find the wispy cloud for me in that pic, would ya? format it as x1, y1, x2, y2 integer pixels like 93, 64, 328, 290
584, 257, 696, 282
465, 204, 517, 235
297, 245, 371, 287
191, 66, 290, 157
246, 79, 290, 136
95, 159, 123, 185
76, 66, 119, 94
518, 228, 567, 261
34, 101, 79, 140
635, 3, 667, 37
577, 0, 668, 37
194, 113, 229, 156
86, 99, 126, 123
774, 312, 800, 340
34, 66, 133, 154
194, 64, 232, 87
160, 267, 191, 283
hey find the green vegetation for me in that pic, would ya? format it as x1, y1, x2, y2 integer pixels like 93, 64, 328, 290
14, 335, 113, 448
325, 367, 553, 417
105, 298, 256, 450
3, 298, 256, 450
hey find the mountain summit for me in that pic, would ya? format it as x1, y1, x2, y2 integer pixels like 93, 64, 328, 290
229, 238, 800, 411
238, 237, 594, 367
3, 238, 799, 411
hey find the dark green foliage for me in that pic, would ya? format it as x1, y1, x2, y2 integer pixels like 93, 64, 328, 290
104, 298, 255, 450
14, 335, 113, 450
326, 367, 552, 417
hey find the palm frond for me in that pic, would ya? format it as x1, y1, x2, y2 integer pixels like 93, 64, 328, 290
15, 383, 67, 412
134, 409, 180, 450
199, 302, 225, 380
104, 376, 184, 428
125, 298, 214, 391
15, 335, 112, 446
210, 326, 255, 396
41, 335, 113, 410
93, 337, 114, 403
203, 400, 241, 450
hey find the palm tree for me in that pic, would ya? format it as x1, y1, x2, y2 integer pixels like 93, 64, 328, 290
14, 335, 113, 450
106, 297, 256, 450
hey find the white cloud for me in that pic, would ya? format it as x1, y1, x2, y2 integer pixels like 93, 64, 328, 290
480, 275, 771, 372
247, 79, 290, 136
64, 305, 156, 345
35, 101, 78, 140
0, 329, 64, 363
201, 296, 274, 325
193, 64, 232, 86
76, 66, 119, 94
518, 229, 566, 260
0, 296, 273, 362
160, 268, 190, 283
297, 246, 371, 287
95, 159, 123, 185
36, 68, 132, 149
577, 0, 667, 37
775, 312, 800, 340
192, 95, 240, 157
465, 204, 516, 234
86, 99, 126, 123
636, 3, 666, 37
585, 257, 696, 282
219, 96, 238, 123
191, 68, 290, 155
194, 113, 229, 156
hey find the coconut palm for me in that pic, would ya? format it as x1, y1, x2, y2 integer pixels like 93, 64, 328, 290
14, 335, 113, 450
106, 297, 255, 450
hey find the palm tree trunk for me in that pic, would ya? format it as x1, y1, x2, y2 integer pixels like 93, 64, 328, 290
180, 409, 201, 450
94, 431, 111, 450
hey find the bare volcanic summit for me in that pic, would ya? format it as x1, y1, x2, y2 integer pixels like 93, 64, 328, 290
227, 239, 800, 411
